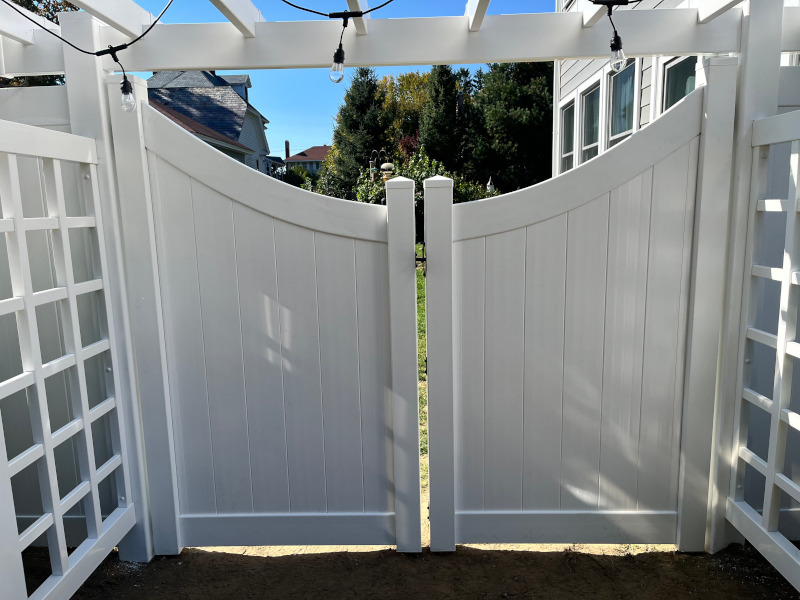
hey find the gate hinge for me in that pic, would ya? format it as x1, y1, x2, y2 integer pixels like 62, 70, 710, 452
425, 356, 428, 375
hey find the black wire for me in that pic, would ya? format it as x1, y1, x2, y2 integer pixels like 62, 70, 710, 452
0, 0, 174, 56
279, 0, 396, 18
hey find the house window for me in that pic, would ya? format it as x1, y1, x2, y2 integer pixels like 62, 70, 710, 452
581, 84, 600, 162
561, 103, 575, 172
663, 57, 696, 111
609, 60, 635, 147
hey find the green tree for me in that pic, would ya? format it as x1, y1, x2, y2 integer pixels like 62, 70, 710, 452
419, 65, 460, 172
330, 67, 388, 197
465, 62, 554, 192
378, 71, 429, 156
1, 1, 77, 87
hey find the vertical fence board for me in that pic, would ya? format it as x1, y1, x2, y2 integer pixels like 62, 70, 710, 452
523, 215, 567, 510
150, 158, 216, 515
232, 204, 290, 513
315, 233, 365, 513
598, 171, 652, 510
638, 145, 695, 511
355, 240, 393, 514
454, 237, 486, 511
484, 228, 527, 511
191, 181, 253, 513
274, 221, 326, 513
561, 195, 609, 510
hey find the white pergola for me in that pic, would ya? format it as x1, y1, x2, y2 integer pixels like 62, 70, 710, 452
0, 0, 797, 76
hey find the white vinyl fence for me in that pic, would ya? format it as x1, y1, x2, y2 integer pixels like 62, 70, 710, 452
109, 86, 422, 552
425, 58, 739, 552
0, 120, 135, 599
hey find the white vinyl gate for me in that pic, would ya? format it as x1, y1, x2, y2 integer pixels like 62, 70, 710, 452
0, 120, 136, 599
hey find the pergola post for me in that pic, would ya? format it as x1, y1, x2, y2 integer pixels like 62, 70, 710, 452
59, 11, 167, 562
708, 0, 784, 554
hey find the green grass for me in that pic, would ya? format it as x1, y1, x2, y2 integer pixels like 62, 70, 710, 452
415, 244, 428, 463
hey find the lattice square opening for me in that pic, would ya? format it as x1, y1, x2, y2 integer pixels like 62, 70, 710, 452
744, 339, 776, 399
64, 496, 89, 556
44, 367, 76, 434
83, 350, 112, 411
754, 211, 786, 269
752, 277, 780, 336
68, 227, 99, 284
745, 401, 772, 464
17, 156, 47, 219
0, 311, 23, 380
53, 436, 82, 501
25, 229, 58, 294
77, 290, 105, 348
91, 412, 114, 470
21, 533, 53, 598
98, 467, 120, 520
778, 493, 800, 544
743, 462, 767, 513
62, 161, 92, 219
0, 233, 13, 301
783, 423, 800, 488
11, 458, 44, 535
0, 387, 35, 461
36, 300, 68, 365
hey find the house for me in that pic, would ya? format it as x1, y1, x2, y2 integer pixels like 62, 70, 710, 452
147, 70, 280, 175
553, 0, 697, 176
284, 144, 331, 175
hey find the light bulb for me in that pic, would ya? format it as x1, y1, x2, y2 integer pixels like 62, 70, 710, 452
120, 75, 136, 112
330, 44, 345, 84
610, 33, 626, 73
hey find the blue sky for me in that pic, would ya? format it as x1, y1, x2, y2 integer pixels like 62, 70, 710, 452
134, 0, 554, 156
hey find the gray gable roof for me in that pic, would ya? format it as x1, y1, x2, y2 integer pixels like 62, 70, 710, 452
148, 87, 248, 141
148, 71, 251, 89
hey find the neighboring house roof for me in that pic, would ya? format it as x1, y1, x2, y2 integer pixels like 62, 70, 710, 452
148, 87, 248, 141
149, 99, 253, 153
285, 145, 332, 163
148, 70, 252, 90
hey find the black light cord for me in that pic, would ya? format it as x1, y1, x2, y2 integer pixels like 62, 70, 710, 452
0, 0, 174, 69
279, 0, 396, 19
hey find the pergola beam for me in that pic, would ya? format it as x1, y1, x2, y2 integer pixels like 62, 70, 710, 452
0, 2, 57, 46
347, 0, 370, 35
208, 0, 263, 38
697, 0, 742, 24
583, 3, 606, 28
465, 0, 491, 32
69, 0, 152, 39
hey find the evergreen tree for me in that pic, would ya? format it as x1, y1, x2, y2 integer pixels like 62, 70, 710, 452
419, 65, 460, 172
465, 62, 553, 192
330, 67, 388, 197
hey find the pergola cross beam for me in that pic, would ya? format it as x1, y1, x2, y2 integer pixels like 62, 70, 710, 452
209, 0, 263, 38
347, 0, 370, 35
0, 2, 57, 46
583, 3, 606, 28
69, 0, 153, 39
465, 0, 491, 32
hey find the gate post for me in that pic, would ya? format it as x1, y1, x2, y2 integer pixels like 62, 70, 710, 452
104, 74, 181, 557
424, 176, 456, 552
386, 177, 422, 553
677, 56, 738, 552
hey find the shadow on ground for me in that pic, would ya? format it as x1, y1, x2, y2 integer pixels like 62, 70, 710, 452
43, 543, 799, 600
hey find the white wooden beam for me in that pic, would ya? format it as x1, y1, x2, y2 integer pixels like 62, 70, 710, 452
69, 0, 152, 39
465, 0, 491, 32
89, 9, 743, 73
697, 0, 742, 24
583, 3, 606, 28
209, 0, 262, 38
0, 2, 57, 46
347, 0, 370, 36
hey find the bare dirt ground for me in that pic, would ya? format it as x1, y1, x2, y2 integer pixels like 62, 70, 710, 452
25, 476, 800, 600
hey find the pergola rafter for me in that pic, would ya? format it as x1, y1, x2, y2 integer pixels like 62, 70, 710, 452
208, 0, 263, 38
69, 0, 152, 38
465, 0, 491, 32
346, 0, 370, 36
582, 3, 605, 28
0, 2, 57, 46
697, 0, 744, 24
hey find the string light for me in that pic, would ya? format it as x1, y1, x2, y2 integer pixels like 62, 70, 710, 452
0, 0, 174, 110
590, 0, 641, 73
280, 0, 397, 83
